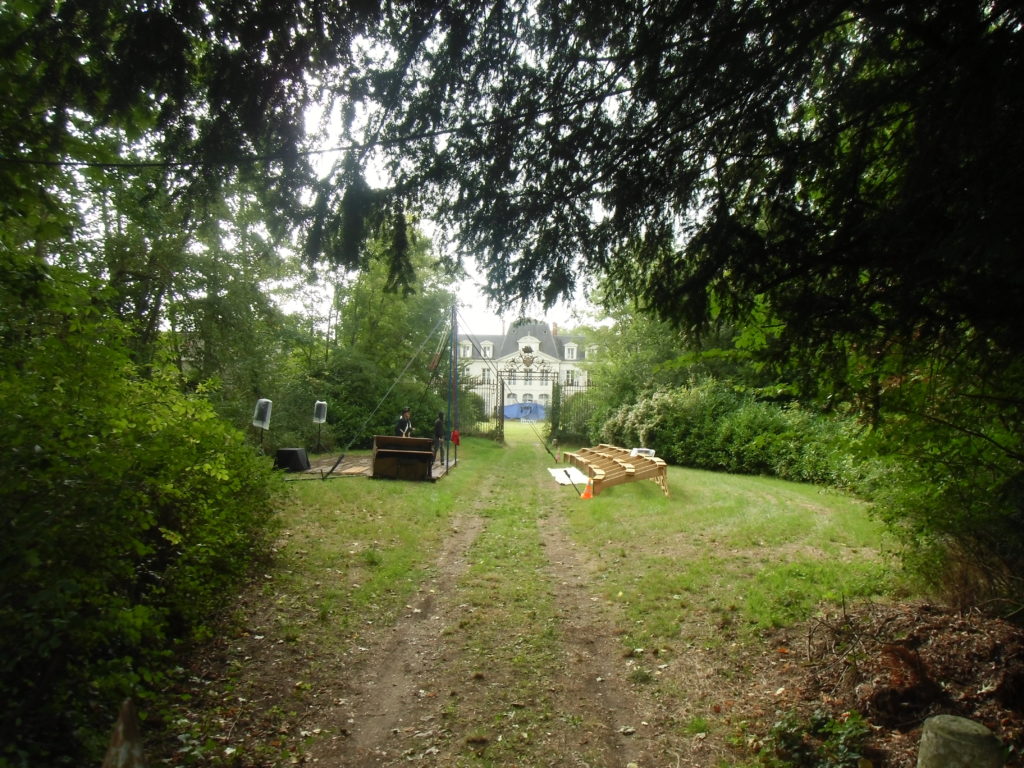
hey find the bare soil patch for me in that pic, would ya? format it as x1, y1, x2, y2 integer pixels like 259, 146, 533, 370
536, 512, 696, 768
534, 511, 657, 766
307, 514, 487, 766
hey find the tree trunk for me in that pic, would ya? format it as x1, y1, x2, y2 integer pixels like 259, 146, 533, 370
101, 699, 145, 768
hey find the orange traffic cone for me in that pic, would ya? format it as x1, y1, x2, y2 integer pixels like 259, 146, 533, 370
580, 478, 593, 499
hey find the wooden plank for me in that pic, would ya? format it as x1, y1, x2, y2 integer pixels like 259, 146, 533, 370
374, 449, 434, 459
563, 444, 669, 496
373, 435, 433, 452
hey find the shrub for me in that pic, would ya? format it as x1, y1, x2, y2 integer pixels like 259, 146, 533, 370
714, 399, 794, 475
870, 422, 1024, 609
598, 379, 879, 493
0, 274, 280, 765
759, 708, 872, 767
459, 390, 487, 434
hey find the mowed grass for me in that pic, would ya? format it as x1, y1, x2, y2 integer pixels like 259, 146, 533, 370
228, 423, 900, 765
561, 458, 896, 648
268, 442, 494, 643
272, 421, 898, 650
439, 439, 570, 764
280, 425, 897, 653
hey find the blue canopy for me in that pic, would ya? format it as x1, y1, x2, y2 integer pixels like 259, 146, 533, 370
504, 401, 546, 420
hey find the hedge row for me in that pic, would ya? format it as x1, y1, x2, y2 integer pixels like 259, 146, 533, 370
597, 379, 890, 494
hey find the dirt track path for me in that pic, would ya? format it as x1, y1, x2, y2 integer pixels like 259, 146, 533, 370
153, 436, 1024, 768
307, 513, 486, 765
303, 438, 687, 767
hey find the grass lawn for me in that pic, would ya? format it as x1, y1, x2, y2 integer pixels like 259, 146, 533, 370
155, 422, 903, 767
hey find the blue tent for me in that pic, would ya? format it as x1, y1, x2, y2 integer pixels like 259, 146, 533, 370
503, 401, 546, 420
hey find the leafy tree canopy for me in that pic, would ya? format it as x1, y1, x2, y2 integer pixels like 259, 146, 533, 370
354, 2, 1024, 390
8, 2, 1021, 383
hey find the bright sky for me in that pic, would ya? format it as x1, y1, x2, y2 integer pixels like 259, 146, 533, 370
453, 277, 590, 337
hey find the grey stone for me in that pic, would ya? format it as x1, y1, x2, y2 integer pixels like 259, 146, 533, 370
917, 714, 1003, 768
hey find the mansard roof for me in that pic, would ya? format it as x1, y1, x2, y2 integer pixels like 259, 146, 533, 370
459, 321, 587, 361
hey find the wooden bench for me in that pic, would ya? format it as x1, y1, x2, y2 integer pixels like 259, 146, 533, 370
371, 435, 435, 481
563, 443, 669, 497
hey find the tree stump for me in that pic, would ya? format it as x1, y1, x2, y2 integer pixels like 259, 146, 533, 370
917, 714, 1003, 768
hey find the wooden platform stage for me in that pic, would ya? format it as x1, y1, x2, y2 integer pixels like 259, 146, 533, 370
291, 442, 451, 481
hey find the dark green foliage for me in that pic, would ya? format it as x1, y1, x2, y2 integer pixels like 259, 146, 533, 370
759, 709, 872, 768
0, 268, 280, 765
369, 3, 1024, 374
295, 227, 458, 449
320, 347, 411, 447
357, 2, 1024, 607
557, 390, 597, 443
548, 382, 563, 442
459, 389, 487, 432
547, 381, 597, 443
305, 160, 418, 295
870, 422, 1024, 610
4, 0, 1021, 650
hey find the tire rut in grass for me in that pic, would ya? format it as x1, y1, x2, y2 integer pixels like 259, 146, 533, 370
308, 513, 486, 766
536, 508, 662, 767
312, 443, 683, 767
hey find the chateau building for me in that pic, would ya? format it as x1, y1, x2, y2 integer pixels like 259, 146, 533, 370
457, 321, 593, 417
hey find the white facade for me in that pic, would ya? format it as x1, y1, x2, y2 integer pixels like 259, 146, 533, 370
457, 321, 591, 417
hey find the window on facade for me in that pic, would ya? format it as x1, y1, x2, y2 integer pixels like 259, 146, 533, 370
524, 370, 532, 384
540, 370, 550, 384
539, 393, 549, 404
507, 372, 517, 385
565, 370, 577, 386
523, 394, 534, 403
481, 369, 490, 384
506, 393, 518, 403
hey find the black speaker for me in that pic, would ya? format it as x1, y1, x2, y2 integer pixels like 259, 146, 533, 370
274, 448, 310, 472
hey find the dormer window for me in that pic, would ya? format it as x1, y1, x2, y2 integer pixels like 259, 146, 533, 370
481, 342, 493, 358
459, 341, 473, 358
564, 343, 578, 361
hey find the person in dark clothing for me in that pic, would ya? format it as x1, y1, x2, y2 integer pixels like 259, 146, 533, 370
395, 407, 412, 437
433, 412, 445, 463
